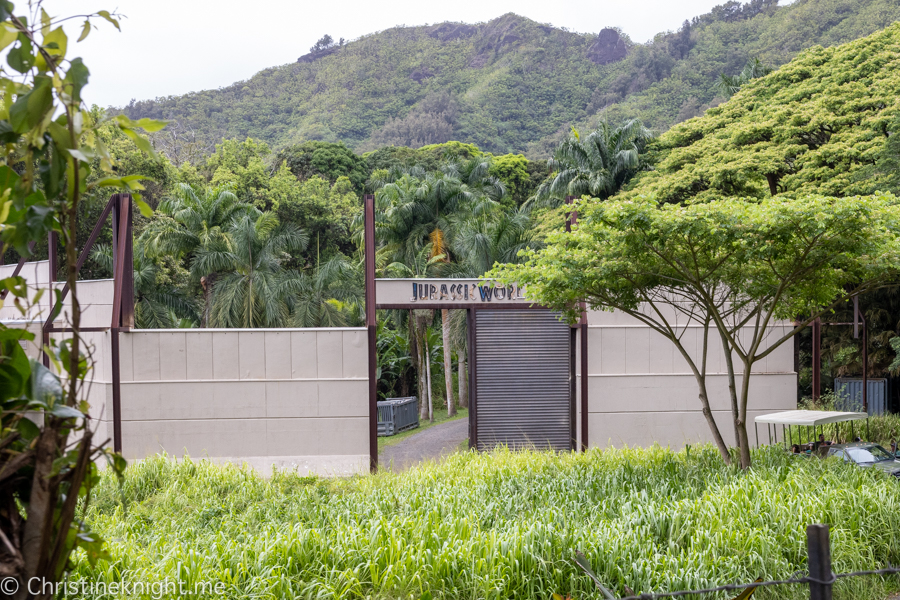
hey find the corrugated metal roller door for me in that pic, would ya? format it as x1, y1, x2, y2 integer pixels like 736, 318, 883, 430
474, 309, 572, 451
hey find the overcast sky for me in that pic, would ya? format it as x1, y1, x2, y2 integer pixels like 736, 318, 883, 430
57, 0, 738, 108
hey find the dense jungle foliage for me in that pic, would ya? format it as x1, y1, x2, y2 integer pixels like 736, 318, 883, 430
116, 0, 900, 157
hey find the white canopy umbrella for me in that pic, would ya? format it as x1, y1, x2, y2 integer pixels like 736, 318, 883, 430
754, 410, 869, 447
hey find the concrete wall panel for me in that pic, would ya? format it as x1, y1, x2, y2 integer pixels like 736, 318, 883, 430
588, 409, 783, 449
600, 328, 626, 374
238, 332, 266, 379
291, 331, 318, 379
266, 381, 318, 418
212, 332, 239, 379
342, 330, 367, 378
648, 329, 674, 374
158, 332, 187, 380
316, 331, 343, 378
318, 380, 368, 416
131, 332, 160, 381
185, 332, 213, 380
115, 328, 370, 475
265, 332, 292, 379
625, 328, 650, 374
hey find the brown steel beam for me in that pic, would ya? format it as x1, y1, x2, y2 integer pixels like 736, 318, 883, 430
364, 194, 378, 472
468, 307, 477, 450
48, 231, 58, 281
569, 326, 577, 450
122, 195, 134, 329
110, 195, 130, 329
110, 327, 122, 453
862, 312, 868, 413
580, 320, 588, 451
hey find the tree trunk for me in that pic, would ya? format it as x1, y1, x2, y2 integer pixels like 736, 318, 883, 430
677, 318, 731, 465
737, 361, 754, 469
425, 335, 434, 422
719, 327, 743, 455
412, 312, 427, 421
442, 309, 456, 417
458, 339, 468, 409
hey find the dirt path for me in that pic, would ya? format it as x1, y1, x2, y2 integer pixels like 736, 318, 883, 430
380, 418, 468, 471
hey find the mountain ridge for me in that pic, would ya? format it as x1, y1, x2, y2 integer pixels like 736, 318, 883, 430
121, 0, 900, 158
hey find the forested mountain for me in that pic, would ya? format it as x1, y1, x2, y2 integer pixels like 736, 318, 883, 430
119, 0, 900, 158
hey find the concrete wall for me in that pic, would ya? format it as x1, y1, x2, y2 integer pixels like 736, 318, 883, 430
110, 328, 370, 475
0, 260, 114, 328
576, 308, 797, 449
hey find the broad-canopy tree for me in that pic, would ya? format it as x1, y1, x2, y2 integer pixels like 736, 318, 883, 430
492, 193, 900, 468
622, 23, 900, 204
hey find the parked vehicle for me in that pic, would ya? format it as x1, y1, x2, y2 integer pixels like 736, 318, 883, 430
826, 443, 900, 478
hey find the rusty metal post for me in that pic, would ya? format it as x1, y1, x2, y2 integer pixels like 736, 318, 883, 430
48, 231, 58, 281
564, 196, 589, 451
110, 326, 122, 453
364, 194, 378, 472
467, 307, 477, 450
122, 195, 135, 329
110, 195, 130, 329
807, 524, 833, 600
812, 318, 821, 403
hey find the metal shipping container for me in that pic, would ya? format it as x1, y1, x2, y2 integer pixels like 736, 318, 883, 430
833, 377, 888, 415
377, 396, 419, 436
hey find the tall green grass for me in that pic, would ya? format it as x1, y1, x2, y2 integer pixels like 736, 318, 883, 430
69, 446, 900, 600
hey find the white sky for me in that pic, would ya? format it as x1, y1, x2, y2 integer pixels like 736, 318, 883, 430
54, 0, 736, 108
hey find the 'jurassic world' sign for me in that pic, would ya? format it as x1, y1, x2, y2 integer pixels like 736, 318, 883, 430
374, 278, 532, 307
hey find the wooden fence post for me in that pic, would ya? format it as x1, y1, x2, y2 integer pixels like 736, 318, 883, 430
807, 524, 833, 600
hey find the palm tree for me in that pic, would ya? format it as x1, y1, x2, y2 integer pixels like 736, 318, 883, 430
446, 207, 543, 408
373, 161, 505, 418
529, 119, 653, 208
290, 254, 364, 327
142, 183, 254, 325
385, 247, 445, 422
451, 207, 540, 277
91, 243, 198, 329
199, 213, 308, 328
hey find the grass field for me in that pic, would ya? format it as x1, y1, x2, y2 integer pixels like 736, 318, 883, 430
68, 444, 900, 600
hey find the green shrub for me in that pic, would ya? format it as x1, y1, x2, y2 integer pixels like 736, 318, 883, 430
71, 446, 900, 599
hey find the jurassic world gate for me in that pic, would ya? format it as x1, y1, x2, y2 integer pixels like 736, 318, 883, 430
371, 278, 579, 454
364, 195, 585, 464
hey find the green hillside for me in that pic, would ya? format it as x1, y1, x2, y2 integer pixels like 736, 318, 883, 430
121, 0, 900, 157
619, 21, 900, 203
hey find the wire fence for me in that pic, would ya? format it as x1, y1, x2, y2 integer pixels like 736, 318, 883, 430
582, 525, 900, 600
